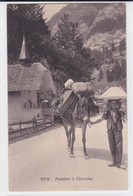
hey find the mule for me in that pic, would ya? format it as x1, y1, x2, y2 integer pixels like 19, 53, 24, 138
54, 89, 99, 159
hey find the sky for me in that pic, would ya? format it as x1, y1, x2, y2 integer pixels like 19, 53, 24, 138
43, 4, 67, 21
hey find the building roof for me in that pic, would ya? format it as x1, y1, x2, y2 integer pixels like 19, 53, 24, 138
99, 87, 127, 100
8, 62, 53, 92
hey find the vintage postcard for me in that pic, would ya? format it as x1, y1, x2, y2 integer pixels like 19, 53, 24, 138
1, 1, 133, 196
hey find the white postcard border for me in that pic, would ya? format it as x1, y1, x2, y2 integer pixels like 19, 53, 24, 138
0, 1, 133, 196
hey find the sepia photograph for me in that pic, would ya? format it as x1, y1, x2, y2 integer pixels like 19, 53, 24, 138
4, 1, 131, 193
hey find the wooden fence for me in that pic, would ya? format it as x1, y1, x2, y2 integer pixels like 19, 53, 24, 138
9, 115, 54, 140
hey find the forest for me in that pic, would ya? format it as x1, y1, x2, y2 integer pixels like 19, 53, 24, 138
8, 4, 126, 91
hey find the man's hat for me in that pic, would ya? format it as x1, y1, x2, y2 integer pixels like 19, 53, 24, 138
99, 87, 127, 100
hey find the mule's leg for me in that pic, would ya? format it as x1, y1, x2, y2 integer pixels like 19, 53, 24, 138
69, 125, 75, 158
68, 126, 72, 150
63, 121, 71, 150
82, 124, 89, 159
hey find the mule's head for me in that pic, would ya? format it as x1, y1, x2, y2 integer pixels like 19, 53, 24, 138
87, 96, 99, 117
75, 90, 99, 125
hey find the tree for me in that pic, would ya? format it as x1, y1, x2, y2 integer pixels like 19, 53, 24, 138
114, 61, 122, 81
98, 69, 103, 82
121, 59, 126, 78
119, 38, 126, 52
106, 69, 113, 82
51, 14, 97, 83
111, 42, 116, 52
7, 4, 50, 64
54, 14, 83, 53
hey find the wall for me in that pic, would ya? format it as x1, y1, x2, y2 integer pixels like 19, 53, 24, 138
8, 92, 42, 123
41, 71, 56, 95
21, 91, 37, 108
8, 92, 21, 123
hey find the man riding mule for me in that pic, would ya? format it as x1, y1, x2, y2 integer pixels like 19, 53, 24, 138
54, 79, 99, 159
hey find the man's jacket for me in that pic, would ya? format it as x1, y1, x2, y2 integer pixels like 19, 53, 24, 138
102, 110, 123, 130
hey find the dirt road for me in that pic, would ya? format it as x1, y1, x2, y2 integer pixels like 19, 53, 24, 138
9, 117, 128, 191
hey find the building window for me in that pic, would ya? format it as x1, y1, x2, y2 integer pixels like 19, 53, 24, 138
24, 103, 26, 108
28, 100, 32, 108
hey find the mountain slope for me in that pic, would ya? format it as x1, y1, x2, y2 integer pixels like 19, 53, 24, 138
47, 3, 106, 37
47, 3, 126, 50
84, 3, 126, 49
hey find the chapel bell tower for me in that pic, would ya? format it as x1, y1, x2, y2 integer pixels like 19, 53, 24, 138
19, 30, 31, 66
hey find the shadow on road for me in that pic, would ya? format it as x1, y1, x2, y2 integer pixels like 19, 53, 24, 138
74, 147, 127, 165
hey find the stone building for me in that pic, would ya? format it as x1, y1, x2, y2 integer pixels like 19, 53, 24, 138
8, 33, 56, 123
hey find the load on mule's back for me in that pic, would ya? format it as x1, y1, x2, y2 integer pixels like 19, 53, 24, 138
55, 79, 99, 125
54, 79, 99, 159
